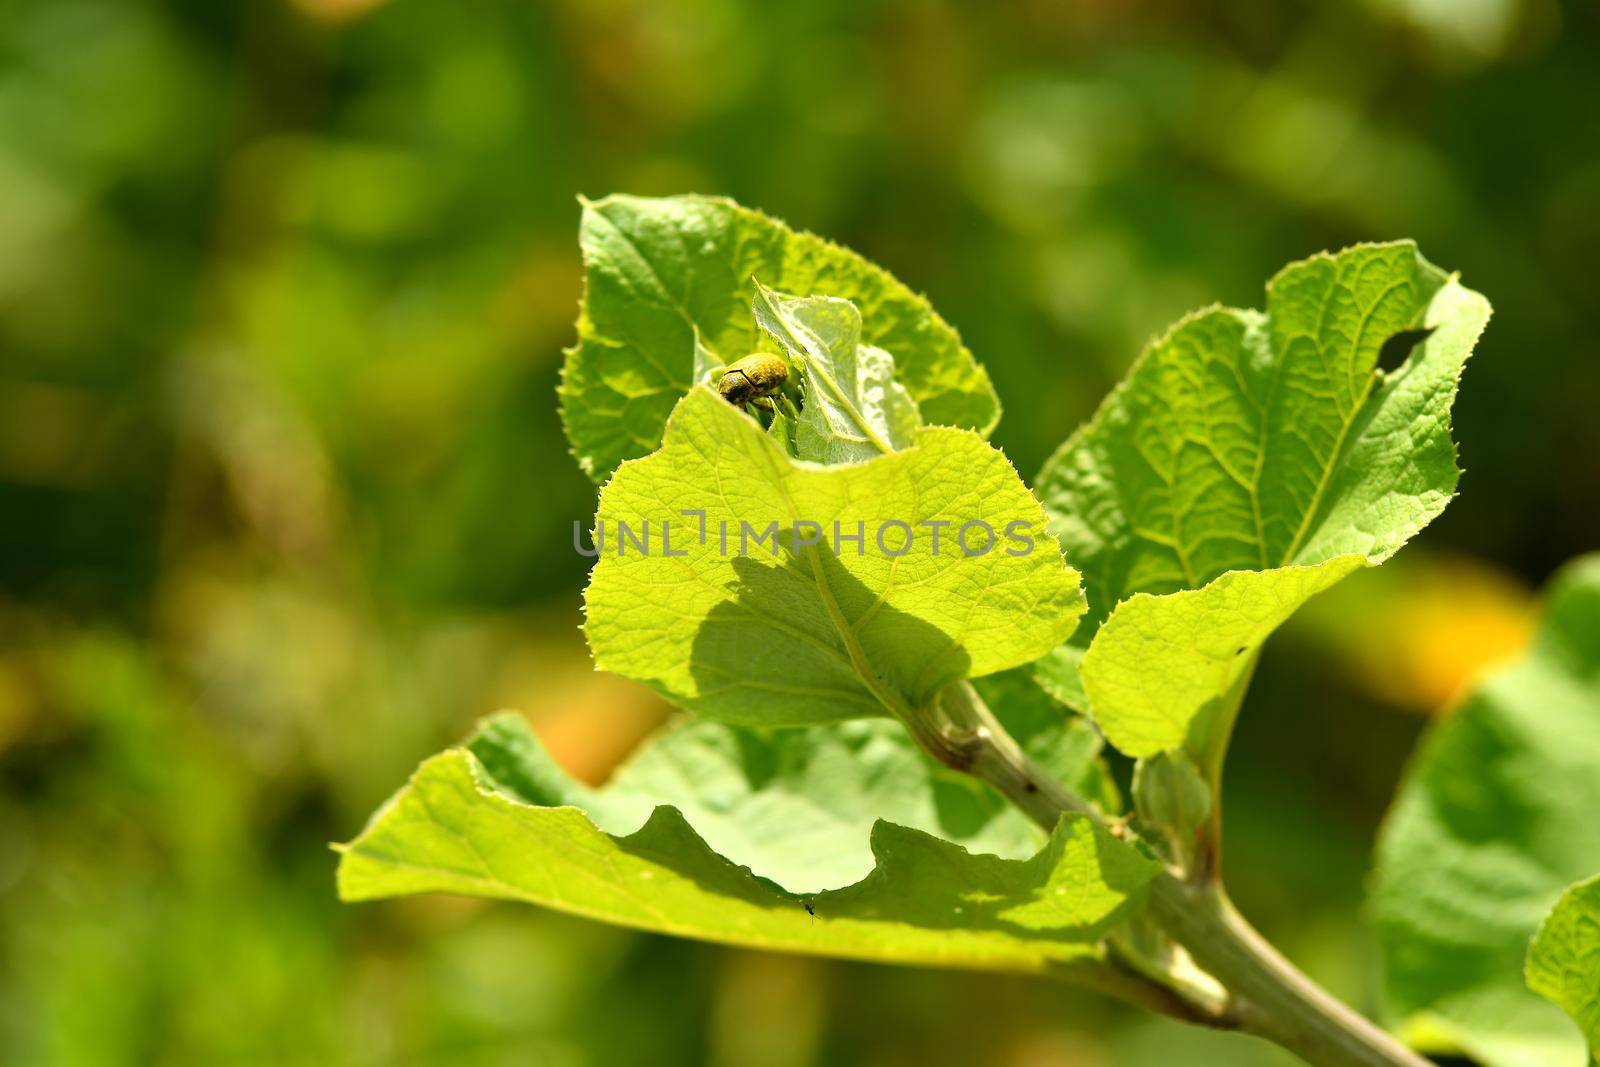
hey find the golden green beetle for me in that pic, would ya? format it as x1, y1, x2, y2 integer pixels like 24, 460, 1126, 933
716, 353, 789, 409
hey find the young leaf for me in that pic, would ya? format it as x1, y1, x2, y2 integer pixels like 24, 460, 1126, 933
1133, 750, 1211, 860
1527, 874, 1600, 1062
691, 326, 722, 385
1372, 554, 1600, 1067
752, 283, 922, 464
1037, 242, 1490, 757
337, 715, 1160, 976
560, 194, 998, 481
583, 387, 1084, 728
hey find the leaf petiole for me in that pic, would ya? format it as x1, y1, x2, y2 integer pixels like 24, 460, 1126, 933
913, 679, 1437, 1067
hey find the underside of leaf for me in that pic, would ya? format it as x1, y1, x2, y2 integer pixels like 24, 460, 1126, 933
336, 715, 1158, 976
464, 698, 1115, 896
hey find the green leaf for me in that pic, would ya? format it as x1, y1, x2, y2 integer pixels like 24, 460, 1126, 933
466, 704, 1100, 895
691, 325, 723, 385
752, 283, 922, 464
560, 194, 998, 481
583, 387, 1084, 728
337, 715, 1160, 976
1527, 875, 1600, 1062
1133, 750, 1211, 864
1082, 556, 1364, 757
1037, 242, 1490, 755
1039, 242, 1484, 614
480, 699, 1116, 890
1032, 639, 1090, 711
1372, 554, 1600, 1067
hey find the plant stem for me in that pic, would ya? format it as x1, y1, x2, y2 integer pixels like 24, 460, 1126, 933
1056, 952, 1234, 1030
1143, 879, 1435, 1067
915, 682, 1435, 1067
909, 681, 1094, 825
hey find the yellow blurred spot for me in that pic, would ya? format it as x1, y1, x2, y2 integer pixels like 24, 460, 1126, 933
1391, 570, 1534, 711
492, 626, 672, 785
1305, 554, 1536, 714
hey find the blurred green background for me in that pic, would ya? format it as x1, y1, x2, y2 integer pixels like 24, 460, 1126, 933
2, 1, 1596, 1064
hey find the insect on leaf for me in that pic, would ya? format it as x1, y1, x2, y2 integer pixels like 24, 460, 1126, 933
752, 282, 922, 464
560, 194, 997, 481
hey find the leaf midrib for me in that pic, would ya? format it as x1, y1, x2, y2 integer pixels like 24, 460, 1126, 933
1275, 272, 1418, 566
739, 416, 914, 721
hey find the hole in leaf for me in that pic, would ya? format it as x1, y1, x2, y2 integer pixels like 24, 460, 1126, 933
1376, 326, 1434, 376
